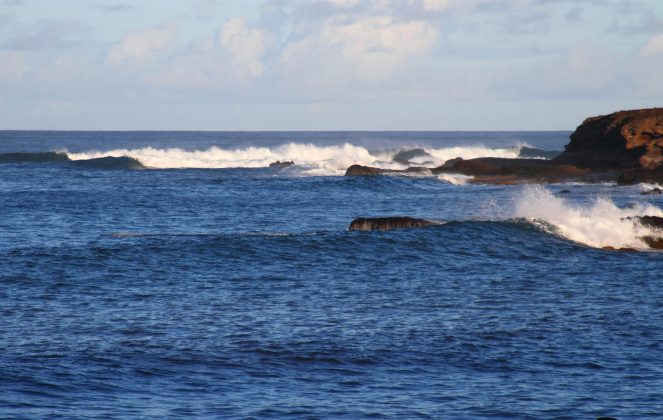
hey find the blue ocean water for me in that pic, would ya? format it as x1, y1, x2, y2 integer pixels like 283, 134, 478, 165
0, 131, 661, 419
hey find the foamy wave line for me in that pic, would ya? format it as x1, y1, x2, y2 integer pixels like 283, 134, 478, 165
513, 186, 663, 249
66, 143, 523, 175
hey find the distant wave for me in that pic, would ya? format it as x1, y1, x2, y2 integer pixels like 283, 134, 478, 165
64, 143, 559, 175
0, 152, 144, 170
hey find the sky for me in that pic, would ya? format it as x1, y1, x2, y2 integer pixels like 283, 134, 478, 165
0, 0, 662, 130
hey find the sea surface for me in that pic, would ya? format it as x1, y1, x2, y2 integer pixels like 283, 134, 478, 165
0, 131, 661, 419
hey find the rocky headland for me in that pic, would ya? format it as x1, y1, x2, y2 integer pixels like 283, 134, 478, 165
346, 108, 663, 185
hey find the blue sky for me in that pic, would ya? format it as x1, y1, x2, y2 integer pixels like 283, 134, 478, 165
1, 0, 662, 130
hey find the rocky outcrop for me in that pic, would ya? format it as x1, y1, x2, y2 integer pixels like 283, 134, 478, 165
345, 159, 600, 184
553, 108, 663, 170
345, 165, 431, 176
635, 215, 663, 230
269, 160, 294, 168
349, 217, 438, 231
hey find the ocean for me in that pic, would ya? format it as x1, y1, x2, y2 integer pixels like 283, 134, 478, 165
0, 131, 661, 419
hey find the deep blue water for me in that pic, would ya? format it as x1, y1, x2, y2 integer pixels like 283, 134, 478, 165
0, 131, 661, 419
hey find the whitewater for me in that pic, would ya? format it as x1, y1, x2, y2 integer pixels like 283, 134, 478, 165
66, 142, 524, 174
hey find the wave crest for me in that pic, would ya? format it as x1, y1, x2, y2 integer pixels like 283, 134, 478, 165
513, 186, 663, 249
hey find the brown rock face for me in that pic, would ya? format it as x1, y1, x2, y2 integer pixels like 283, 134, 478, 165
349, 217, 438, 231
553, 108, 663, 170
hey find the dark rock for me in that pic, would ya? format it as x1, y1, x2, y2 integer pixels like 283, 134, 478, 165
627, 216, 663, 249
345, 165, 395, 176
433, 157, 586, 176
431, 157, 592, 184
642, 236, 663, 249
349, 217, 438, 231
554, 108, 663, 170
642, 188, 662, 195
635, 215, 663, 230
602, 246, 638, 252
558, 189, 571, 194
345, 165, 432, 177
269, 160, 294, 168
393, 148, 432, 165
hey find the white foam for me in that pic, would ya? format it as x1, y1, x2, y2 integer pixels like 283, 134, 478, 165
437, 173, 473, 185
512, 185, 663, 249
427, 145, 520, 162
637, 182, 663, 192
66, 143, 525, 176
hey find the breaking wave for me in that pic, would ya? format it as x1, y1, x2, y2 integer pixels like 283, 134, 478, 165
512, 186, 663, 250
64, 143, 539, 175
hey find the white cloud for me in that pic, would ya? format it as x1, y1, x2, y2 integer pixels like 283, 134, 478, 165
219, 17, 270, 78
106, 21, 176, 65
0, 51, 28, 81
281, 15, 438, 82
643, 33, 663, 56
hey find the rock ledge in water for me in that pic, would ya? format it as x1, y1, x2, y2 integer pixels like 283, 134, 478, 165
349, 217, 438, 231
269, 160, 294, 168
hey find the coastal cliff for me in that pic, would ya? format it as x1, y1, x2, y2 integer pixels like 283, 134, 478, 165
553, 108, 663, 170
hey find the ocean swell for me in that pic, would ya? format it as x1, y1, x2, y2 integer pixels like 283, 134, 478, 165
0, 152, 144, 170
